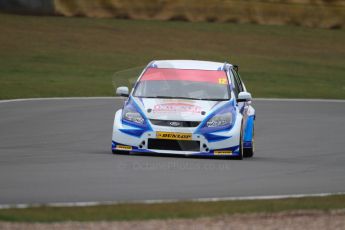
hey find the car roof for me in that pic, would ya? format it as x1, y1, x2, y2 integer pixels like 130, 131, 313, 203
150, 60, 233, 71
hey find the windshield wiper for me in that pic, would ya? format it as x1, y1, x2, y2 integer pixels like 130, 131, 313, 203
198, 98, 229, 101
137, 96, 229, 101
137, 96, 195, 100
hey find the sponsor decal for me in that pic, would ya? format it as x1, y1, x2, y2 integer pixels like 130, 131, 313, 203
116, 145, 132, 151
156, 132, 192, 140
169, 121, 181, 127
214, 150, 232, 155
218, 78, 227, 85
153, 103, 202, 114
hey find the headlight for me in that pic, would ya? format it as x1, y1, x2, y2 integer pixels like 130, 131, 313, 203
206, 112, 232, 127
123, 107, 144, 124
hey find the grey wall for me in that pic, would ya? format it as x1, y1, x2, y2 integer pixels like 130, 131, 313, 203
0, 0, 55, 14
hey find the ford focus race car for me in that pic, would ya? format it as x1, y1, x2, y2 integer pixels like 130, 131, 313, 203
112, 60, 255, 159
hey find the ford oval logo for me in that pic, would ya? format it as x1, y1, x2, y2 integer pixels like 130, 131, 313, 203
169, 121, 181, 127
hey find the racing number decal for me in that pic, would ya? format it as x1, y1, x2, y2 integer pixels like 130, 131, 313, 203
218, 78, 227, 85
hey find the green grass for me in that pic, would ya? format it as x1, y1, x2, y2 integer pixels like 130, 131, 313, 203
0, 13, 344, 99
0, 195, 345, 222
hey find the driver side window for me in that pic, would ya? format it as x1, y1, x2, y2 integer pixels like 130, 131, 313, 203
230, 69, 243, 98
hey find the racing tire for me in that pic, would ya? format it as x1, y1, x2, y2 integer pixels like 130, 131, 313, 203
243, 125, 254, 158
112, 150, 130, 155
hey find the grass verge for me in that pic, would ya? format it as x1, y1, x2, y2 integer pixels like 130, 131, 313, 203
0, 195, 345, 222
0, 13, 344, 99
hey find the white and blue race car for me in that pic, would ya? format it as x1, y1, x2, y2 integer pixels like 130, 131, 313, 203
112, 60, 255, 159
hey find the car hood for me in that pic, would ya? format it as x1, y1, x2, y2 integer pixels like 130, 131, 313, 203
134, 97, 227, 121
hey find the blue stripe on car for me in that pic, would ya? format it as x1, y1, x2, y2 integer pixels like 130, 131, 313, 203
243, 115, 255, 148
203, 133, 233, 142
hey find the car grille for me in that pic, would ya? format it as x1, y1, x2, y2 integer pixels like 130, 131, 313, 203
148, 139, 200, 151
150, 119, 200, 127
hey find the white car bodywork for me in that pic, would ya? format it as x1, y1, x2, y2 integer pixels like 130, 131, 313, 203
112, 60, 255, 159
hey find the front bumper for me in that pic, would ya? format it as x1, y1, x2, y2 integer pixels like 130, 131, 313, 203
112, 110, 242, 157
112, 141, 240, 157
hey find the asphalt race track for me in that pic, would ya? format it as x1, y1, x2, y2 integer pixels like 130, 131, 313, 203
0, 98, 344, 205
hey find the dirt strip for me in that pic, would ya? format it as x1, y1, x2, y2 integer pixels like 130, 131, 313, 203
1, 210, 344, 230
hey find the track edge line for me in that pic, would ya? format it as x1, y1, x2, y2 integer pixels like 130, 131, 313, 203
0, 97, 345, 104
1, 192, 344, 210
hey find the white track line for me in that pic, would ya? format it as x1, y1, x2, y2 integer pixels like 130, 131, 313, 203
0, 97, 117, 104
0, 192, 344, 209
255, 98, 345, 103
0, 97, 344, 104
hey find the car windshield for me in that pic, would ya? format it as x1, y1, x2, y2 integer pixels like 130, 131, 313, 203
133, 68, 231, 100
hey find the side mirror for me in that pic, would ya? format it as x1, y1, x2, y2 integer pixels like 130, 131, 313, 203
116, 86, 129, 97
237, 92, 252, 102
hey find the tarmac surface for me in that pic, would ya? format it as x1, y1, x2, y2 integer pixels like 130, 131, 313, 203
0, 98, 344, 205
